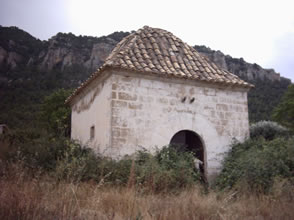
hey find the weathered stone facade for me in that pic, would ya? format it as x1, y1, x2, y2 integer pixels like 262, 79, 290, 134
71, 69, 250, 181
69, 26, 252, 182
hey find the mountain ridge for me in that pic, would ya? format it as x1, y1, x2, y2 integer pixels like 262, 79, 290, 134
0, 26, 292, 128
0, 26, 290, 83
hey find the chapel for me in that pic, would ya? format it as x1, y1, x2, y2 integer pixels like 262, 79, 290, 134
66, 26, 252, 181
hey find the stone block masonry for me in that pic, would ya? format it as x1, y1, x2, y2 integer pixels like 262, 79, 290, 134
109, 71, 249, 181
70, 69, 250, 182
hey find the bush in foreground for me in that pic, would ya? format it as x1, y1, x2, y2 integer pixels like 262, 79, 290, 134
1, 167, 294, 220
4, 137, 200, 192
216, 121, 293, 193
215, 137, 294, 192
54, 146, 200, 192
134, 147, 199, 192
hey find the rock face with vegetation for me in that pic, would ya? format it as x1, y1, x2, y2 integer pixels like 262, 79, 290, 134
0, 25, 292, 129
194, 45, 282, 82
1, 26, 289, 83
0, 26, 129, 72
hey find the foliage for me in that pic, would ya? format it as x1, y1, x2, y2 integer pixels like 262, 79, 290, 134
54, 140, 103, 182
54, 146, 200, 192
5, 138, 200, 191
215, 137, 294, 193
40, 88, 72, 137
250, 120, 289, 140
272, 84, 294, 132
134, 147, 200, 192
247, 78, 291, 122
4, 132, 69, 171
0, 26, 45, 59
0, 65, 90, 131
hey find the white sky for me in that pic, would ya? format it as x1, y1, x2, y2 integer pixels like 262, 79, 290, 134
0, 0, 293, 81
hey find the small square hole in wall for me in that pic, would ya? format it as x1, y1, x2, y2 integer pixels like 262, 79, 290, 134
90, 126, 95, 140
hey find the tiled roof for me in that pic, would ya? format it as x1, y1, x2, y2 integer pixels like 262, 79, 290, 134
66, 26, 253, 104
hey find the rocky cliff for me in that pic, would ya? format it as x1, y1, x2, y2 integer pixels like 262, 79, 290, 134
38, 32, 120, 71
194, 45, 283, 82
0, 26, 128, 73
0, 26, 290, 84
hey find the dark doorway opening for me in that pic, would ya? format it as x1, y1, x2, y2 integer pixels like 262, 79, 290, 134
170, 130, 205, 179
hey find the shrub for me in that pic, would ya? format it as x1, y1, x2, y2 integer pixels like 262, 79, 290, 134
134, 147, 200, 192
250, 120, 289, 140
9, 139, 200, 191
97, 147, 200, 192
215, 137, 294, 193
54, 140, 102, 182
2, 129, 67, 171
5, 129, 201, 192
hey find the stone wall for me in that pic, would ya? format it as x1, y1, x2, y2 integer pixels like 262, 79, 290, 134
70, 69, 250, 181
71, 72, 112, 154
109, 70, 250, 181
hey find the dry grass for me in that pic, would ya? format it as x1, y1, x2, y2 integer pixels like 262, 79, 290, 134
1, 164, 294, 220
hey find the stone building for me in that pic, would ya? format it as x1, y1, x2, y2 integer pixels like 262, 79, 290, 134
66, 26, 253, 182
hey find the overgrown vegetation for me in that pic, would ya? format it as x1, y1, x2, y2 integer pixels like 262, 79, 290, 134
0, 100, 294, 220
2, 135, 200, 192
215, 121, 294, 193
247, 78, 291, 122
1, 116, 294, 219
1, 169, 294, 220
250, 120, 289, 140
214, 85, 294, 193
0, 66, 89, 130
40, 88, 72, 137
273, 84, 294, 132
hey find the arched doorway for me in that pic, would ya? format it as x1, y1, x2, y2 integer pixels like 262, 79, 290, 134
170, 130, 206, 179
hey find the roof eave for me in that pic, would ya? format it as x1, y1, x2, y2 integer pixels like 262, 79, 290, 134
66, 64, 254, 107
65, 64, 111, 105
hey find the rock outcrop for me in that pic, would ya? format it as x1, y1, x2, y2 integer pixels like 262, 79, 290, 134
0, 26, 290, 84
39, 33, 119, 71
194, 45, 283, 82
0, 26, 128, 73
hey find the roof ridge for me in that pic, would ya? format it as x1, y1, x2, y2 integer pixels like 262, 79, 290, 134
105, 32, 136, 66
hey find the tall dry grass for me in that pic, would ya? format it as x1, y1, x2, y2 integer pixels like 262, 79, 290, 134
1, 163, 294, 220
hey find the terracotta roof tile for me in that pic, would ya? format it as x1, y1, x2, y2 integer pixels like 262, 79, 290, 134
66, 26, 253, 104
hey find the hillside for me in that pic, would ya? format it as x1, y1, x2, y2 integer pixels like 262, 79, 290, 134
0, 26, 291, 129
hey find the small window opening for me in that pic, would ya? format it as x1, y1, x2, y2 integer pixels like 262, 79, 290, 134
181, 97, 186, 103
90, 126, 95, 140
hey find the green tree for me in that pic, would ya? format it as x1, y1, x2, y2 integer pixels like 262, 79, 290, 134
272, 84, 294, 132
41, 89, 72, 137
